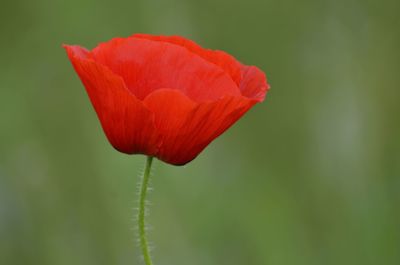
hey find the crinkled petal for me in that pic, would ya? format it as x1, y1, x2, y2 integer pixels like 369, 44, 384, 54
133, 34, 243, 85
240, 65, 270, 102
64, 45, 161, 155
133, 34, 270, 102
143, 89, 256, 165
90, 37, 240, 102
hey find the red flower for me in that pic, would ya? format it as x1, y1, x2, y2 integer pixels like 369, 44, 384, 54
64, 34, 269, 165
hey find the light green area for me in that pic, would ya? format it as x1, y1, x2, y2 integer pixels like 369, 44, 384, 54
138, 157, 154, 265
0, 0, 399, 264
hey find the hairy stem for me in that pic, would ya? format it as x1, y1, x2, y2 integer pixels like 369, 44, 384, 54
138, 156, 154, 265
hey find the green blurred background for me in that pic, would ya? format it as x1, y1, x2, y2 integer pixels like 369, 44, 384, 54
1, 0, 399, 264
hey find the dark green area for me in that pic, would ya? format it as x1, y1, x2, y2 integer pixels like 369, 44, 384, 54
1, 0, 399, 264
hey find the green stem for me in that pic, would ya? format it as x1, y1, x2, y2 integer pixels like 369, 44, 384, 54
138, 156, 154, 265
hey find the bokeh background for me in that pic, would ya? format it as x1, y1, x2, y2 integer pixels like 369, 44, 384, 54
1, 0, 399, 264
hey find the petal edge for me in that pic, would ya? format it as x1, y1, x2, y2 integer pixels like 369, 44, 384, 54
64, 45, 161, 155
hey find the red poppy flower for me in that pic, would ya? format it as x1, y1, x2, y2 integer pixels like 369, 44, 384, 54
64, 34, 269, 165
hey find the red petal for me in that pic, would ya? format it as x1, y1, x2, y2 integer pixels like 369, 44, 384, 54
90, 37, 240, 102
143, 89, 255, 165
240, 65, 270, 102
133, 34, 270, 102
133, 34, 243, 85
64, 45, 161, 155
